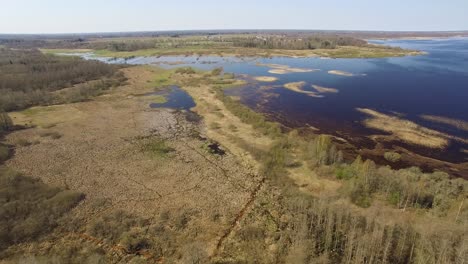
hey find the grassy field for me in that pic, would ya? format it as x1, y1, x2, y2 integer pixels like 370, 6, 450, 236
40, 48, 93, 54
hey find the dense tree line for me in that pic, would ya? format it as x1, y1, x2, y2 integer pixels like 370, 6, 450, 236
0, 47, 126, 111
102, 35, 369, 52
0, 38, 88, 49
231, 35, 368, 50
105, 40, 159, 51
2, 34, 372, 52
224, 135, 467, 263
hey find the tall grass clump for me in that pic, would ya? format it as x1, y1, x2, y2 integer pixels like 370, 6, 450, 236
214, 89, 282, 137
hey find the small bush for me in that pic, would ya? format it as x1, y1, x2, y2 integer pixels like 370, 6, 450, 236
175, 67, 196, 74
174, 211, 191, 230
211, 67, 223, 76
119, 229, 151, 253
261, 139, 292, 179
210, 122, 221, 130
141, 138, 174, 158
0, 112, 13, 133
335, 165, 356, 180
87, 210, 146, 243
384, 152, 401, 163
15, 138, 32, 147
349, 180, 372, 208
0, 144, 9, 162
39, 131, 63, 139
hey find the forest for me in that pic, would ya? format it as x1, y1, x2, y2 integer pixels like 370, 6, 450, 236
0, 47, 126, 111
2, 33, 379, 52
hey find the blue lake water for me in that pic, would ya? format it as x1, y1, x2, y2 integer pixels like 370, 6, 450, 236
83, 38, 468, 165
148, 86, 195, 110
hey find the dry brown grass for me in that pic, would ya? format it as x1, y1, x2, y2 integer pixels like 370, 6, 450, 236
421, 114, 468, 132
358, 108, 450, 148
253, 76, 279, 82
283, 82, 323, 97
328, 70, 356, 76
311, 85, 339, 93
257, 63, 320, 74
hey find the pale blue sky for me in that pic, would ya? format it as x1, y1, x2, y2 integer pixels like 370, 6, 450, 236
1, 0, 467, 34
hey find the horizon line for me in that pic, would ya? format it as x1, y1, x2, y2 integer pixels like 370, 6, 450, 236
1, 28, 468, 36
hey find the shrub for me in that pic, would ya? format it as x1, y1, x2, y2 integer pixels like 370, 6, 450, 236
15, 138, 32, 147
228, 124, 238, 132
349, 180, 372, 208
175, 67, 196, 74
141, 138, 174, 158
261, 139, 292, 180
87, 210, 146, 243
211, 67, 223, 76
0, 112, 13, 133
209, 122, 221, 130
39, 131, 62, 139
119, 229, 151, 253
384, 151, 401, 162
335, 165, 356, 180
174, 210, 192, 230
0, 144, 9, 162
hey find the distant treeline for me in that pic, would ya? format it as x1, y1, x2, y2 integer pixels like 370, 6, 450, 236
2, 34, 372, 52
102, 35, 370, 52
231, 35, 367, 50
0, 48, 126, 111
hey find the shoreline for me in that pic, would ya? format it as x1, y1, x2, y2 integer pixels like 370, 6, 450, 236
41, 44, 425, 59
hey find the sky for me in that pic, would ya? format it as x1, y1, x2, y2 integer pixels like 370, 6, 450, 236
1, 0, 467, 34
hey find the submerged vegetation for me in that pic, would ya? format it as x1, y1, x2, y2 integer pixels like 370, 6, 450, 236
358, 108, 468, 148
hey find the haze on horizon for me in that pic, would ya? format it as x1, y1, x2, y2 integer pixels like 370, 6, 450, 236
1, 0, 467, 34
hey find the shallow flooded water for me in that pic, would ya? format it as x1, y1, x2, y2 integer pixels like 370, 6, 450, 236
148, 86, 195, 110
82, 38, 468, 164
